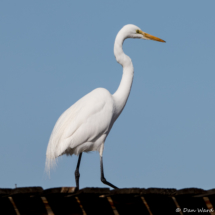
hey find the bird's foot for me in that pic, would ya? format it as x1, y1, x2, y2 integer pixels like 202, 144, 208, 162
101, 177, 118, 189
74, 187, 80, 192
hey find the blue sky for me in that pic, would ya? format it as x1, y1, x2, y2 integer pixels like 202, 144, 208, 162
1, 1, 215, 190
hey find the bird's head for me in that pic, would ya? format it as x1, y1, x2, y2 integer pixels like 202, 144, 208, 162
119, 24, 165, 43
114, 24, 165, 65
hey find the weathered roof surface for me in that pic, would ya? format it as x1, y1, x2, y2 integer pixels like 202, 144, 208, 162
1, 187, 215, 214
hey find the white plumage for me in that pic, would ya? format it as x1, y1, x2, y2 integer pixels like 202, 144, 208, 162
46, 24, 165, 189
46, 88, 114, 170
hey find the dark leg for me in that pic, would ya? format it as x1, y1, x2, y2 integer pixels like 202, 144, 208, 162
74, 153, 82, 190
100, 156, 118, 189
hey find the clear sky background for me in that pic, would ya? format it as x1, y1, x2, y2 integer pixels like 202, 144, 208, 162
1, 1, 215, 190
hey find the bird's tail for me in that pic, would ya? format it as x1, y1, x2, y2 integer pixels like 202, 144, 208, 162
45, 153, 57, 177
45, 140, 58, 176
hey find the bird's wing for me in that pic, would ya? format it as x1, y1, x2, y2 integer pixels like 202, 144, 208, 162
46, 88, 114, 159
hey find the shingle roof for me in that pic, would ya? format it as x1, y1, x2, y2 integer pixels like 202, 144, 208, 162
1, 187, 215, 214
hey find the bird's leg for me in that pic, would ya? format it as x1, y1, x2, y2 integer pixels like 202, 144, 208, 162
74, 153, 82, 190
100, 156, 118, 189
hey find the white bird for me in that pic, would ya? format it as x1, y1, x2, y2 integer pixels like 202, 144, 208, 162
46, 24, 165, 189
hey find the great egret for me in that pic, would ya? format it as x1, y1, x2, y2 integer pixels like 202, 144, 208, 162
46, 24, 165, 189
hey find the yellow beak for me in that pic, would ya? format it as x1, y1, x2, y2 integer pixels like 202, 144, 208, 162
140, 30, 166, 43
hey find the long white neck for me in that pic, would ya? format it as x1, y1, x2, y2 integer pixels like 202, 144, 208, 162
112, 31, 134, 119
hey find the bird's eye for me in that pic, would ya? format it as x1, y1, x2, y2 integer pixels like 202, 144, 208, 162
136, 29, 140, 34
